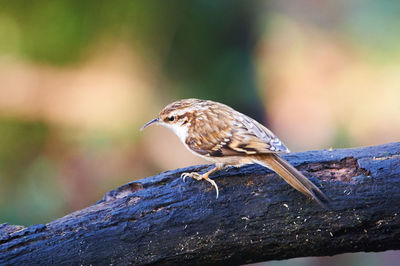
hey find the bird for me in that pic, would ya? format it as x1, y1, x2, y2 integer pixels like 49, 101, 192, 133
141, 98, 329, 207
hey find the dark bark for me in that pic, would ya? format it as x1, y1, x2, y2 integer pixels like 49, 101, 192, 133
1, 142, 400, 265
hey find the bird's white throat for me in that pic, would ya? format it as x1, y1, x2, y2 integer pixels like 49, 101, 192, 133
161, 122, 188, 143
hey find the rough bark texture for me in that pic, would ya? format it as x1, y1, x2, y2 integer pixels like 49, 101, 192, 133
1, 142, 400, 265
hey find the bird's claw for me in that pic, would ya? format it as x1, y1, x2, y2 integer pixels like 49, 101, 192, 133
209, 179, 219, 199
181, 172, 188, 182
180, 172, 201, 182
180, 172, 219, 199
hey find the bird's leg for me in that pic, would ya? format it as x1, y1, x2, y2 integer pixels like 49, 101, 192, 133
181, 164, 224, 198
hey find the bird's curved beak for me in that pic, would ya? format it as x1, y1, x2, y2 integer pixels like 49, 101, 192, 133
140, 118, 159, 131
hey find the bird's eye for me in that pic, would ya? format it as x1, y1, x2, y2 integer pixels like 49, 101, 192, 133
168, 116, 175, 122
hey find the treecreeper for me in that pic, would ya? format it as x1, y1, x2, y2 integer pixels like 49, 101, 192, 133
141, 98, 329, 207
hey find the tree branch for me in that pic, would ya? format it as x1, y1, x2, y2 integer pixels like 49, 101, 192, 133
1, 143, 400, 265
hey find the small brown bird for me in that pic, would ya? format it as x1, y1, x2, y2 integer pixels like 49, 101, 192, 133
141, 98, 329, 207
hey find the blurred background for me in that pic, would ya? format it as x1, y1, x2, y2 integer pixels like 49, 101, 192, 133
0, 0, 399, 265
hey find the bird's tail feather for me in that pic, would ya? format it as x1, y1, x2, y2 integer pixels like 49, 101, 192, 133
254, 153, 330, 208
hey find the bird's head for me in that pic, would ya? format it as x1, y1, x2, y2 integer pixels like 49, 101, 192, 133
141, 99, 203, 141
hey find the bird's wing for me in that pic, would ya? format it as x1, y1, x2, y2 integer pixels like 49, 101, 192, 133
185, 107, 289, 157
238, 114, 290, 153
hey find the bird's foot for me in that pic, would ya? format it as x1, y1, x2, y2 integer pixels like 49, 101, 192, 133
180, 172, 219, 199
181, 172, 203, 182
